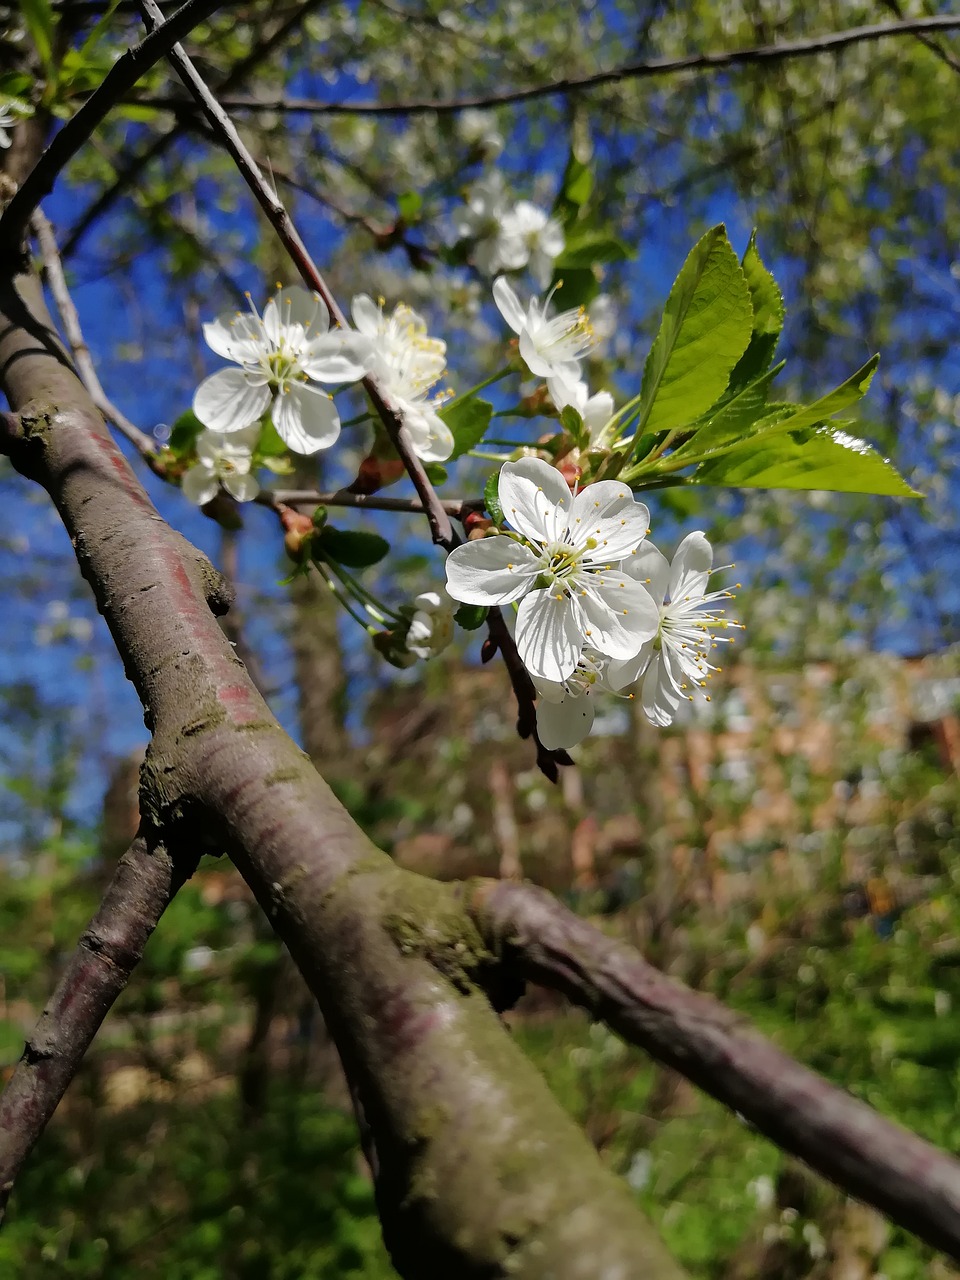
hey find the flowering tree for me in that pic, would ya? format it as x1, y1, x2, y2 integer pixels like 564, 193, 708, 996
1, 3, 960, 1276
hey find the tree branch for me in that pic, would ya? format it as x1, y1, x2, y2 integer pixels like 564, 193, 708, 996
31, 210, 158, 457
135, 0, 456, 552
62, 0, 331, 257
262, 487, 479, 518
464, 878, 960, 1260
126, 16, 960, 118
0, 834, 199, 1219
0, 0, 227, 252
0, 260, 685, 1277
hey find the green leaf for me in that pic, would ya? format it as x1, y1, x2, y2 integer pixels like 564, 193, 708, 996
556, 230, 632, 269
634, 225, 754, 441
692, 426, 917, 496
21, 0, 56, 85
454, 604, 488, 631
169, 410, 204, 454
441, 396, 494, 460
728, 232, 784, 389
483, 470, 504, 525
554, 150, 594, 227
256, 417, 288, 457
674, 362, 786, 459
424, 462, 448, 485
759, 356, 880, 436
315, 526, 390, 568
560, 404, 587, 447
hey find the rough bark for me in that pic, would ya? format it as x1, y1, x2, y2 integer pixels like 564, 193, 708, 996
0, 835, 198, 1219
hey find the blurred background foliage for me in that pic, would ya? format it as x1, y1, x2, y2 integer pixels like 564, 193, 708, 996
2, 0, 960, 1275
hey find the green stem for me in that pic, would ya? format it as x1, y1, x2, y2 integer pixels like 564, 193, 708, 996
444, 366, 513, 409
315, 564, 377, 633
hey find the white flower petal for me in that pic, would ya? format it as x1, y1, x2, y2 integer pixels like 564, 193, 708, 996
181, 463, 219, 506
300, 334, 368, 383
607, 638, 655, 691
280, 286, 327, 334
224, 472, 260, 502
536, 692, 595, 749
492, 276, 527, 335
669, 531, 713, 603
203, 314, 245, 361
402, 402, 454, 462
641, 652, 681, 727
193, 368, 271, 433
625, 541, 671, 603
351, 294, 381, 336
515, 588, 584, 682
272, 383, 341, 454
568, 482, 650, 561
579, 572, 660, 659
498, 457, 574, 544
445, 537, 539, 605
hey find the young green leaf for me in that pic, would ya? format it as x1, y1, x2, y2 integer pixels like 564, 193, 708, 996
728, 232, 785, 389
692, 426, 917, 496
673, 362, 785, 459
560, 404, 587, 447
442, 396, 494, 460
424, 463, 448, 485
454, 604, 488, 631
168, 410, 204, 454
483, 471, 504, 525
758, 356, 880, 436
634, 225, 754, 442
315, 527, 390, 568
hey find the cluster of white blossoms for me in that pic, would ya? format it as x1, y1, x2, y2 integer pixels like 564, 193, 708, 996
187, 285, 453, 504
454, 173, 564, 286
445, 460, 740, 746
351, 296, 453, 462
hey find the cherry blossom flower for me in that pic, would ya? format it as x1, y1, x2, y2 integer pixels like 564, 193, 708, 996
532, 649, 611, 749
444, 457, 658, 683
193, 287, 367, 455
181, 425, 260, 506
498, 201, 565, 287
405, 590, 455, 659
351, 295, 454, 461
547, 374, 616, 446
607, 533, 742, 725
454, 177, 562, 282
493, 277, 595, 385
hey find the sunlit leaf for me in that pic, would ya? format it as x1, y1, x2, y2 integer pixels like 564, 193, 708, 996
441, 396, 493, 460
634, 225, 753, 441
692, 425, 917, 495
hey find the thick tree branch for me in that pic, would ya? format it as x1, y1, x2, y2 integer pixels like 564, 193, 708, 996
0, 0, 226, 252
128, 16, 960, 118
465, 878, 960, 1261
0, 835, 199, 1219
0, 264, 684, 1276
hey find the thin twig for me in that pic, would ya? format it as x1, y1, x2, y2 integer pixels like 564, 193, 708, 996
31, 211, 158, 456
261, 488, 479, 518
62, 0, 331, 258
135, 0, 457, 551
127, 16, 960, 118
465, 878, 960, 1261
0, 835, 200, 1219
0, 0, 226, 252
